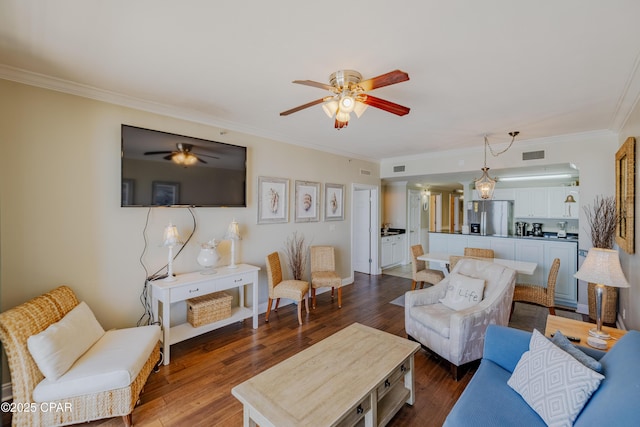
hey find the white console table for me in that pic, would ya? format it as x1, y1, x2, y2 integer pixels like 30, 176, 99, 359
150, 263, 260, 365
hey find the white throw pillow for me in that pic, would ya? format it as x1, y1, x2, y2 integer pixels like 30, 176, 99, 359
507, 329, 604, 427
27, 301, 105, 381
439, 272, 485, 311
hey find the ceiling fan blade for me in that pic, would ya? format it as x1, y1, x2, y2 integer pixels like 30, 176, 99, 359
197, 157, 208, 164
280, 98, 329, 116
163, 154, 174, 161
292, 80, 335, 91
144, 150, 172, 155
360, 95, 410, 116
358, 70, 410, 92
194, 153, 219, 159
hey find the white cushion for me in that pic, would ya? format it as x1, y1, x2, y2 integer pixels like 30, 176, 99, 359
507, 329, 604, 427
439, 272, 485, 311
27, 301, 105, 381
33, 325, 160, 402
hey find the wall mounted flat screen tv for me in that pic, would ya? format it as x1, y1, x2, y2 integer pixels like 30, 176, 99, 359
121, 125, 247, 207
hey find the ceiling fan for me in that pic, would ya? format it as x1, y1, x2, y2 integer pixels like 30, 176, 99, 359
280, 69, 411, 129
144, 143, 219, 166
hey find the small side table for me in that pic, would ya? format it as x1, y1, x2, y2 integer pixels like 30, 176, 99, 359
545, 314, 627, 352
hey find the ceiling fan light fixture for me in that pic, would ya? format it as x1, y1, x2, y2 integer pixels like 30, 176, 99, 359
172, 152, 186, 164
339, 94, 356, 113
336, 111, 351, 123
353, 101, 368, 118
322, 100, 339, 118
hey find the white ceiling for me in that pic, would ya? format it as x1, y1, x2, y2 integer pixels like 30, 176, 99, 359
2, 1, 640, 169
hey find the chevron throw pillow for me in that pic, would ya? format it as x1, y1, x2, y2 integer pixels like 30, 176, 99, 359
507, 329, 604, 427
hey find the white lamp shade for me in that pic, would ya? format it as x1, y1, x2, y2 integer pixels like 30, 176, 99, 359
162, 223, 181, 247
335, 111, 351, 123
339, 95, 356, 113
226, 220, 241, 240
574, 248, 629, 288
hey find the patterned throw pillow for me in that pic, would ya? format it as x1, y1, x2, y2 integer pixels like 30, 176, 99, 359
439, 272, 485, 311
507, 329, 604, 427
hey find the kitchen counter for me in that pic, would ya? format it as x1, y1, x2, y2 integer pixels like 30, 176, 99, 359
428, 230, 578, 242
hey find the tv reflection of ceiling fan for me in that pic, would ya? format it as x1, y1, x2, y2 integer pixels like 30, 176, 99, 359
280, 69, 410, 129
144, 143, 219, 166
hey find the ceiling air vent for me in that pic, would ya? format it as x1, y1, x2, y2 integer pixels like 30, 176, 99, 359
522, 150, 545, 161
360, 168, 371, 176
393, 165, 406, 173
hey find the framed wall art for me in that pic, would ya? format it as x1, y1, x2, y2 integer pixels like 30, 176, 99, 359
324, 183, 345, 221
615, 136, 635, 253
152, 181, 180, 206
258, 176, 289, 224
295, 180, 320, 222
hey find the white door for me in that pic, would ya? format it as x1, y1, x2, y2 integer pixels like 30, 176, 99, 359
408, 189, 421, 252
352, 186, 379, 274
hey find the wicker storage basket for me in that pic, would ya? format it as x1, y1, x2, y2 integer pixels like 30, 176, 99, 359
187, 291, 232, 327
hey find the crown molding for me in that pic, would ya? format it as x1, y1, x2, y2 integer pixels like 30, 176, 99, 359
610, 48, 640, 131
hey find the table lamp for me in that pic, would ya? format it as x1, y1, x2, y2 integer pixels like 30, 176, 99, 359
574, 248, 629, 339
162, 222, 182, 282
226, 219, 241, 269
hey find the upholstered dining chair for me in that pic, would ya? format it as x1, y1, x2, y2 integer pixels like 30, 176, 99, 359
511, 258, 560, 318
265, 251, 309, 325
410, 245, 445, 291
310, 245, 342, 309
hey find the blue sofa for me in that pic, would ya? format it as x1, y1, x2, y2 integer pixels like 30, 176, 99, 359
444, 325, 640, 426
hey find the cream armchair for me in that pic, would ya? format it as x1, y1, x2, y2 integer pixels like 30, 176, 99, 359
404, 258, 516, 380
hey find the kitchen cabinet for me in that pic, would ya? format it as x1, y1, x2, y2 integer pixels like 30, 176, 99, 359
514, 188, 548, 218
427, 233, 578, 307
545, 241, 578, 308
514, 186, 580, 219
515, 239, 545, 284
381, 234, 406, 268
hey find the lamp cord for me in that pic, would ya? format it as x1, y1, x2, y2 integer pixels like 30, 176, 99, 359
137, 207, 197, 326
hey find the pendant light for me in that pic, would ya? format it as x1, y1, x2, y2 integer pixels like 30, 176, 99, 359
474, 131, 519, 199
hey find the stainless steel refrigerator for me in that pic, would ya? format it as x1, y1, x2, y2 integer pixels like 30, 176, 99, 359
467, 200, 514, 237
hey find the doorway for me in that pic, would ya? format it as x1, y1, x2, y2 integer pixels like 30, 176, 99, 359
352, 184, 379, 275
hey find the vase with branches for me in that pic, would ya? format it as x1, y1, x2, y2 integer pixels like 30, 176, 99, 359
583, 195, 619, 324
284, 231, 308, 280
583, 195, 617, 249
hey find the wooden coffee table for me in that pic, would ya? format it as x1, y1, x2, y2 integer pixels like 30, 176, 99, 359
545, 314, 626, 352
231, 323, 420, 427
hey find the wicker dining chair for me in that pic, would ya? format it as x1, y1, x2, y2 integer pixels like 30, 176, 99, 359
310, 246, 342, 309
449, 248, 495, 271
265, 251, 309, 325
410, 245, 445, 291
511, 258, 560, 318
464, 247, 495, 259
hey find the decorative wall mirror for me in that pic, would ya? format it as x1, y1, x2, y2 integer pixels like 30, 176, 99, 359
615, 136, 635, 254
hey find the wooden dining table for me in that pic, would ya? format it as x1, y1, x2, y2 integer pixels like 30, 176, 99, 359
417, 252, 537, 276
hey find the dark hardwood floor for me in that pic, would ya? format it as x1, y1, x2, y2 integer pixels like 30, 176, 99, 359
6, 273, 475, 427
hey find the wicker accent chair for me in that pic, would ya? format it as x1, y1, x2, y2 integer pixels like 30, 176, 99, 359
265, 251, 310, 325
310, 246, 343, 309
0, 285, 161, 427
511, 258, 560, 318
410, 245, 445, 291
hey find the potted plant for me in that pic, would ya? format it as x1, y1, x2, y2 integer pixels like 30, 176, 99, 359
583, 195, 619, 324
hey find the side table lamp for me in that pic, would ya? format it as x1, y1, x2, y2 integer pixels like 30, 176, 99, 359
163, 223, 183, 282
226, 219, 241, 269
574, 248, 629, 339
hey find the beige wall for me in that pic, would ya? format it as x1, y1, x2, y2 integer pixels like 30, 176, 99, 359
618, 100, 640, 331
0, 79, 380, 385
